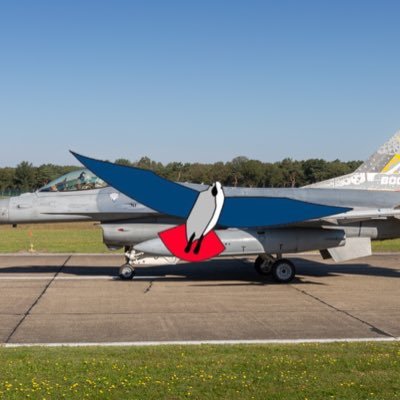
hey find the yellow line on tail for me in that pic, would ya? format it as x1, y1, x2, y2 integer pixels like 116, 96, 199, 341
382, 154, 400, 173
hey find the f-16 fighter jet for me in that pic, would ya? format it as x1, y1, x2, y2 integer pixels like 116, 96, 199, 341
2, 131, 400, 283
69, 130, 400, 282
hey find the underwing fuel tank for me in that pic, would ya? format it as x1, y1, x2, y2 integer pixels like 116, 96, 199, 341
102, 223, 176, 248
134, 228, 346, 256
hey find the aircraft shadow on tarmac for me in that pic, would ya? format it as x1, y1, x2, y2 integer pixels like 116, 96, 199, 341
0, 257, 399, 285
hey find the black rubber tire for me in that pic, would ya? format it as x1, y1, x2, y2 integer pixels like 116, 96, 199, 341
254, 256, 273, 276
271, 259, 295, 283
119, 264, 135, 280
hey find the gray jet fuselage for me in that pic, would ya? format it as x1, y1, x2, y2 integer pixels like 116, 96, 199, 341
1, 181, 400, 252
4, 132, 400, 281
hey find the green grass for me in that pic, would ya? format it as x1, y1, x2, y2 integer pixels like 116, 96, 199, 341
0, 223, 112, 253
1, 223, 400, 253
0, 343, 399, 399
372, 239, 400, 252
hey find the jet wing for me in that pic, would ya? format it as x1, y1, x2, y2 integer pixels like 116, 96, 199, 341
72, 152, 351, 228
324, 208, 400, 223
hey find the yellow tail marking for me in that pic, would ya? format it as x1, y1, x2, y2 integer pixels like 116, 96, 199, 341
382, 154, 400, 173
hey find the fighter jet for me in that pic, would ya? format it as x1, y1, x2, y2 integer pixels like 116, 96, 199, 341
2, 132, 400, 283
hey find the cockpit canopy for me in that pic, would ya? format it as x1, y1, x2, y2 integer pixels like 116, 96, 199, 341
39, 169, 107, 192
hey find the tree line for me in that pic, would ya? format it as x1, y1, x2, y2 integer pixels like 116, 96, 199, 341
0, 157, 362, 195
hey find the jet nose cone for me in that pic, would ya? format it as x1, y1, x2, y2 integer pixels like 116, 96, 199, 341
0, 198, 10, 223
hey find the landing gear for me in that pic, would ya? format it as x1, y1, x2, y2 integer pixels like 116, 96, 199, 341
119, 263, 136, 280
118, 246, 179, 280
118, 246, 138, 280
254, 256, 273, 275
271, 259, 295, 283
254, 255, 296, 283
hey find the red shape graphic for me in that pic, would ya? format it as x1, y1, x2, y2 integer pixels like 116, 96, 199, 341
159, 224, 225, 262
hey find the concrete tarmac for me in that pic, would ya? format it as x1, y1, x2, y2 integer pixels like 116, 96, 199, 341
0, 254, 399, 344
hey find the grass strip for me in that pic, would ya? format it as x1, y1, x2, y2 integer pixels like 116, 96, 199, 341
1, 223, 400, 253
0, 342, 399, 399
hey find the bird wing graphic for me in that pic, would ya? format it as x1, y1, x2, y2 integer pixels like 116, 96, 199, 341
71, 152, 198, 218
72, 153, 351, 228
219, 197, 349, 228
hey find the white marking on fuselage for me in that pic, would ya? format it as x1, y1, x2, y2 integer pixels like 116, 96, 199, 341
381, 175, 400, 185
109, 192, 119, 202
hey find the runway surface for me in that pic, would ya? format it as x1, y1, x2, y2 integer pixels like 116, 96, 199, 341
0, 254, 399, 345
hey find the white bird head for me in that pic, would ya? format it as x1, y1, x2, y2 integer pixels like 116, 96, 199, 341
211, 181, 222, 197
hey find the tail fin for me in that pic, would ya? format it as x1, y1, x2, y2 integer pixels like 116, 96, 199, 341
306, 131, 400, 190
355, 131, 400, 173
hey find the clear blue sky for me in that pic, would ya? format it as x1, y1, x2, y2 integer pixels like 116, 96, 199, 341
1, 0, 399, 166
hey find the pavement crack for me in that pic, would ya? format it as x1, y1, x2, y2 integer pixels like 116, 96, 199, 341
144, 280, 154, 294
291, 286, 394, 338
5, 255, 71, 344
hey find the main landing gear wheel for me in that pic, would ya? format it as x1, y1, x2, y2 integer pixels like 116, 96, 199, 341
119, 264, 136, 280
254, 256, 273, 276
271, 259, 295, 283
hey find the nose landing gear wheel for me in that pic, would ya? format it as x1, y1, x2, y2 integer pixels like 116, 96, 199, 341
119, 264, 136, 280
271, 259, 295, 283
